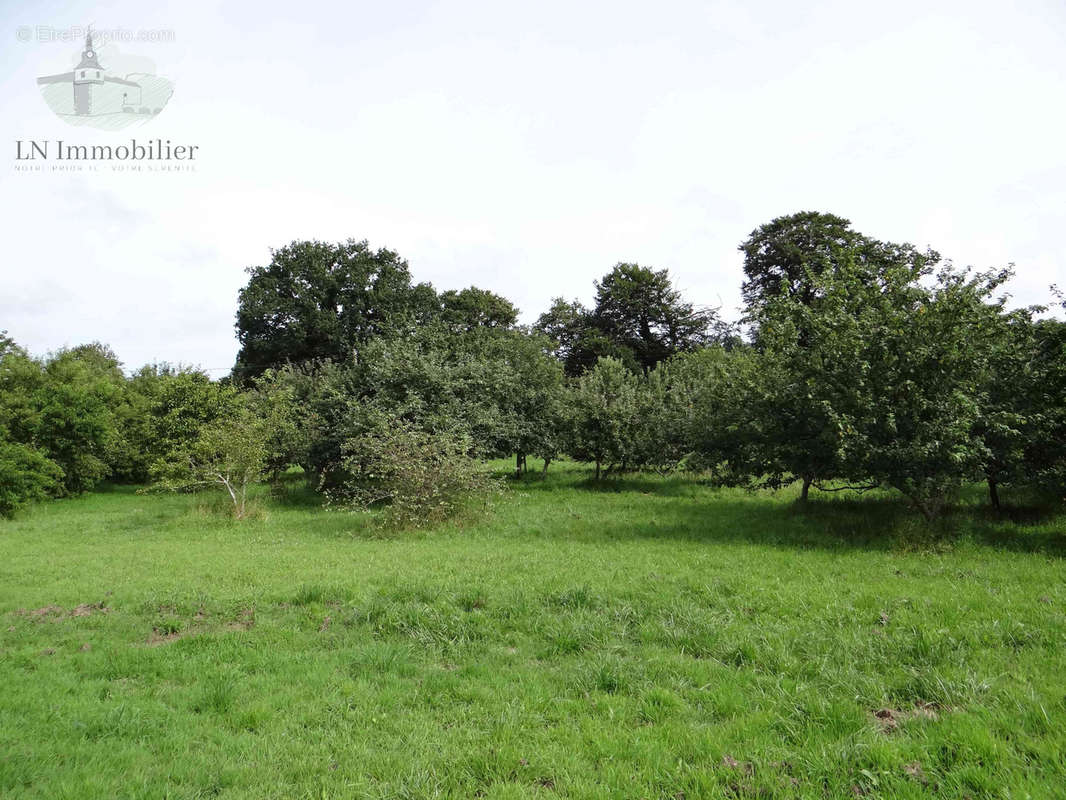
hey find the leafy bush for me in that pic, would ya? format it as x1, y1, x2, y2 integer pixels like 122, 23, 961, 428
149, 402, 271, 519
568, 357, 642, 478
327, 423, 498, 529
0, 342, 121, 497
0, 437, 63, 518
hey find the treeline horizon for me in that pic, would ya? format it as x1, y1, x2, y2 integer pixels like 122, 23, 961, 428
3, 210, 1065, 523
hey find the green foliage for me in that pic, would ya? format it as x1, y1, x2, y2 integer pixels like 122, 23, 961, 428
0, 435, 62, 517
569, 357, 642, 477
744, 245, 885, 495
0, 330, 15, 358
852, 267, 1010, 519
1025, 301, 1066, 497
642, 346, 759, 477
112, 366, 241, 484
40, 347, 124, 494
592, 263, 718, 371
961, 299, 1043, 507
457, 328, 566, 469
145, 370, 241, 462
247, 370, 304, 482
4, 221, 1065, 526
0, 342, 122, 497
536, 264, 723, 376
739, 210, 862, 312
293, 324, 565, 483
150, 400, 272, 519
0, 339, 44, 446
438, 286, 518, 333
750, 237, 1015, 517
233, 239, 439, 379
533, 297, 605, 375
327, 422, 498, 528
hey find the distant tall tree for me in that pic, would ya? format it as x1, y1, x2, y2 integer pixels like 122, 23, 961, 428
739, 211, 860, 314
439, 287, 519, 333
536, 264, 718, 375
64, 342, 124, 378
535, 298, 634, 376
233, 239, 438, 380
592, 263, 716, 371
740, 211, 939, 337
534, 299, 586, 364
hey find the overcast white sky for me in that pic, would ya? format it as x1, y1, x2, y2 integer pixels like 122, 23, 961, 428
1, 0, 1064, 374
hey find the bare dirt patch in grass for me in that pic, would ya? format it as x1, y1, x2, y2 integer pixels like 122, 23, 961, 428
20, 605, 64, 619
146, 628, 196, 647
721, 754, 754, 775
147, 607, 257, 644
903, 761, 928, 784
226, 608, 256, 631
71, 602, 110, 617
15, 602, 110, 621
872, 702, 946, 732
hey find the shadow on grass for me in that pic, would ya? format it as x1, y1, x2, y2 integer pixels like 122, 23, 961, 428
608, 496, 1064, 556
77, 469, 1066, 556
505, 468, 1066, 557
269, 479, 326, 510
511, 470, 701, 498
780, 487, 1066, 556
90, 482, 143, 495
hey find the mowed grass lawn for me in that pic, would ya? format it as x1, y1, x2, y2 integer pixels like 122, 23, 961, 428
1, 463, 1064, 799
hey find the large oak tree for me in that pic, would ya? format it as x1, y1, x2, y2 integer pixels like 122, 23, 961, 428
233, 239, 438, 380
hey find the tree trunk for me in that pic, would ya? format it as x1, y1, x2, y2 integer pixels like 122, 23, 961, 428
515, 452, 523, 479
595, 460, 601, 480
542, 457, 551, 474
988, 477, 1001, 510
908, 493, 938, 523
800, 474, 813, 503
917, 501, 936, 523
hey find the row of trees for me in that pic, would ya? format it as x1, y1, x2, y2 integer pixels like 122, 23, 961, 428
3, 211, 1064, 522
232, 239, 738, 381
564, 270, 1066, 519
0, 339, 252, 516
237, 213, 1066, 519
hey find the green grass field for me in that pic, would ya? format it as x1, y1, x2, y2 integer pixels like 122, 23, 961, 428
1, 463, 1064, 799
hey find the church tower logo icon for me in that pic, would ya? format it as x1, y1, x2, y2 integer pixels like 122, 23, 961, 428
36, 30, 174, 131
